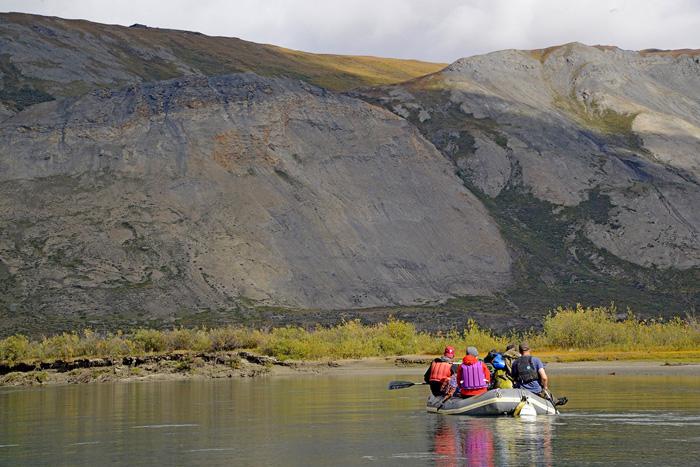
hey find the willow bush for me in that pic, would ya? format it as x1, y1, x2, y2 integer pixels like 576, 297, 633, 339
1, 306, 698, 365
535, 304, 700, 351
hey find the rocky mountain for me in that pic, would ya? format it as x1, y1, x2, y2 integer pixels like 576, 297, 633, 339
357, 43, 700, 317
0, 72, 512, 334
0, 14, 698, 335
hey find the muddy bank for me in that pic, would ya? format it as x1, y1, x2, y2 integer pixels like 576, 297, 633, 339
2, 352, 698, 388
0, 351, 310, 387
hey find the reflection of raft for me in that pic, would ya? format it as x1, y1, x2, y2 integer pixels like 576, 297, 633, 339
427, 388, 558, 416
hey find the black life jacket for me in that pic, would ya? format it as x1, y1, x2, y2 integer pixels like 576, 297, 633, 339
513, 356, 539, 385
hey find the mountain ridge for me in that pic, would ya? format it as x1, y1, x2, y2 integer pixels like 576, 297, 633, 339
0, 14, 698, 335
0, 12, 445, 113
355, 41, 699, 318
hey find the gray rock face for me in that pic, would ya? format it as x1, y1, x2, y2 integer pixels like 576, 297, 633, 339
360, 43, 700, 270
0, 74, 511, 332
1, 12, 699, 333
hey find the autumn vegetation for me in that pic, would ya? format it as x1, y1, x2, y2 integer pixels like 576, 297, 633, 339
1, 305, 698, 366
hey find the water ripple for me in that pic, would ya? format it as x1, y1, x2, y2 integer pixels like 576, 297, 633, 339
132, 424, 199, 429
186, 448, 237, 452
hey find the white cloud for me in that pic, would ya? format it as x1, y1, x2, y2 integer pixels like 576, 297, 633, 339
1, 0, 698, 62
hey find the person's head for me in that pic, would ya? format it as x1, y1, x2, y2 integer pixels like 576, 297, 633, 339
466, 346, 479, 358
505, 343, 516, 352
443, 346, 455, 360
519, 342, 531, 355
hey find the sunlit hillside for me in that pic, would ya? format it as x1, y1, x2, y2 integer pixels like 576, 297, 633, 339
0, 12, 445, 111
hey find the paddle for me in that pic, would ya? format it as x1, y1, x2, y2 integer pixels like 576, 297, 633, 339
543, 388, 568, 407
388, 380, 427, 390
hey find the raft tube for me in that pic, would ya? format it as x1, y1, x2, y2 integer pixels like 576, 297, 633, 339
427, 388, 558, 416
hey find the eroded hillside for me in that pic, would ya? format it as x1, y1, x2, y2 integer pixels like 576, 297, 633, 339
356, 42, 700, 316
1, 13, 699, 335
0, 74, 511, 334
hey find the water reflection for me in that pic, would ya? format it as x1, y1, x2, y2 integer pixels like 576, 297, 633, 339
430, 415, 554, 467
1, 373, 699, 466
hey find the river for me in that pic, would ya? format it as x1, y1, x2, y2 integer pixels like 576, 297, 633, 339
1, 365, 699, 466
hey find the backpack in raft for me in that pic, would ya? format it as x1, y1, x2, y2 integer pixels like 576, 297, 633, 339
493, 368, 514, 389
492, 353, 506, 370
513, 356, 539, 385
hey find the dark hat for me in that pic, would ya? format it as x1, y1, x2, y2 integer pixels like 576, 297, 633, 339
519, 342, 531, 353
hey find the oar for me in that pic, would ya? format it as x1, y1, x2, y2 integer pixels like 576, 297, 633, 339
388, 380, 427, 390
544, 389, 568, 407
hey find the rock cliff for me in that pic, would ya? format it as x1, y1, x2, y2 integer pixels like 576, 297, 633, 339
357, 43, 700, 316
0, 74, 510, 334
1, 14, 698, 334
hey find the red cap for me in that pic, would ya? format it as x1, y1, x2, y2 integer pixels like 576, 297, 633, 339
444, 346, 455, 358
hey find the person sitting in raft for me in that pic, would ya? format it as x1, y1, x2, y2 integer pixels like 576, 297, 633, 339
424, 346, 458, 396
511, 342, 549, 398
502, 344, 520, 375
457, 346, 491, 398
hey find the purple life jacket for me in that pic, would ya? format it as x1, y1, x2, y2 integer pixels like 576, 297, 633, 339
460, 361, 488, 390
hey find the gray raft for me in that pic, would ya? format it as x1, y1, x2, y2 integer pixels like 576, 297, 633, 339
427, 388, 558, 416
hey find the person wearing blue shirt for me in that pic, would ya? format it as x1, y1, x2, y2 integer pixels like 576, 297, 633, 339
510, 342, 549, 397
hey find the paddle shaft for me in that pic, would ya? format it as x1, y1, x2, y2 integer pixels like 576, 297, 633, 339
388, 381, 427, 390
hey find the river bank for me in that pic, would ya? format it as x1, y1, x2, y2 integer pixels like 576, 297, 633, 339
2, 350, 699, 388
2, 306, 698, 387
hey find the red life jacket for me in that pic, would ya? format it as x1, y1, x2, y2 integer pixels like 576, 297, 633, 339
460, 357, 488, 390
428, 360, 452, 382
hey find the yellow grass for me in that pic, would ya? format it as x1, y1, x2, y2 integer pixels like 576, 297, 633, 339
1, 305, 698, 365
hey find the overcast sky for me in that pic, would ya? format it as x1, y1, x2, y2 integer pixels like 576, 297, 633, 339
2, 0, 698, 62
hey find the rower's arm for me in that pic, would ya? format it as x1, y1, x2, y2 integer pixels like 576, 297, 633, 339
538, 368, 548, 390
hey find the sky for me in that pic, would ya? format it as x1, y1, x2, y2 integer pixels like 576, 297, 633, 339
1, 0, 698, 63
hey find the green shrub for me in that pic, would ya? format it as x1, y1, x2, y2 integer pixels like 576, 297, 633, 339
1, 306, 698, 365
0, 334, 30, 364
209, 326, 260, 351
38, 333, 81, 361
76, 330, 137, 358
541, 304, 619, 348
538, 304, 700, 351
165, 328, 211, 352
133, 329, 167, 353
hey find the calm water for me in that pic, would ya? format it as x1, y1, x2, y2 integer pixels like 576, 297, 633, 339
1, 370, 699, 466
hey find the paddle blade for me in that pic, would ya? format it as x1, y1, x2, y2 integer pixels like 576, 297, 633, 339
555, 397, 568, 407
388, 380, 419, 390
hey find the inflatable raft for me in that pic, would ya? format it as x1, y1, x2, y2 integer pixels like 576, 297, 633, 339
426, 388, 558, 416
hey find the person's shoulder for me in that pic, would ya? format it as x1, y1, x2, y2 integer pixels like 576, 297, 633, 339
532, 356, 545, 367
